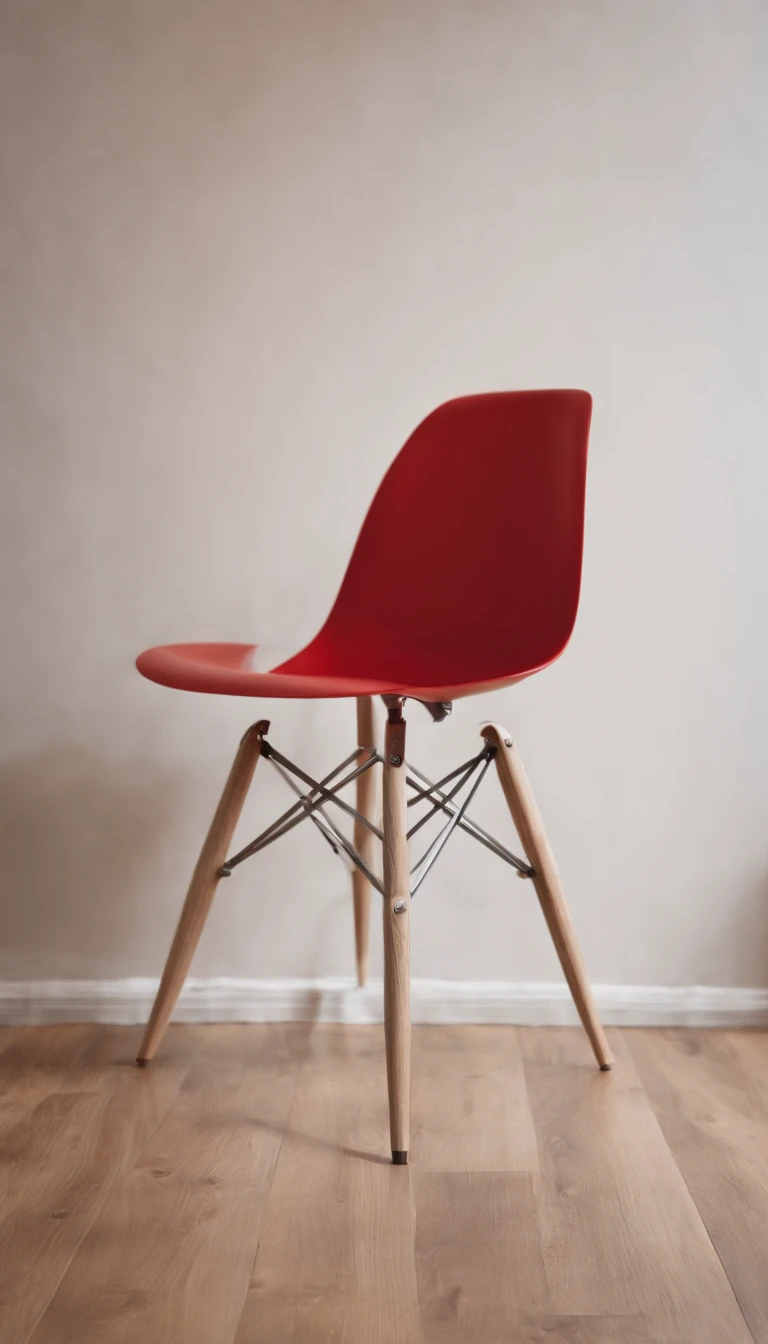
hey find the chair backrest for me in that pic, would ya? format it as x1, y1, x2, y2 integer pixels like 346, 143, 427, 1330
276, 390, 592, 692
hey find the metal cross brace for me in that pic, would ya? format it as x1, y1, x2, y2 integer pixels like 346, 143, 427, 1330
220, 734, 535, 898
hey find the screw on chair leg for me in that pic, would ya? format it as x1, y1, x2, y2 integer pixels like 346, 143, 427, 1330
382, 698, 411, 1163
136, 721, 268, 1064
352, 696, 378, 987
483, 723, 613, 1072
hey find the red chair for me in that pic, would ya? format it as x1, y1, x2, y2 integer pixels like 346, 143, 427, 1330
136, 389, 611, 1163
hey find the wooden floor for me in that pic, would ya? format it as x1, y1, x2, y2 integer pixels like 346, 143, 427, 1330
1, 1024, 768, 1343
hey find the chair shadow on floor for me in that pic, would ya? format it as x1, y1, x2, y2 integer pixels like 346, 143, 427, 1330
213, 1109, 392, 1165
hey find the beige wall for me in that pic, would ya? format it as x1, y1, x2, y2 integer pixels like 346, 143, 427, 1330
2, 0, 767, 988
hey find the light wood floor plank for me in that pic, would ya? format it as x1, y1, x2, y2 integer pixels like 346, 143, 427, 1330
235, 1023, 425, 1344
0, 1025, 134, 1138
410, 1025, 538, 1171
725, 1028, 768, 1114
627, 1027, 768, 1343
0, 1026, 19, 1058
0, 1026, 187, 1344
519, 1026, 753, 1343
2, 1022, 768, 1344
413, 1170, 549, 1342
27, 1024, 309, 1344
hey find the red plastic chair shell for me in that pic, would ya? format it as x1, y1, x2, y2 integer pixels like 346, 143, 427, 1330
136, 390, 592, 702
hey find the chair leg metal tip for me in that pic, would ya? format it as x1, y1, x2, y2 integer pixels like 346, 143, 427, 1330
392, 1150, 408, 1165
600, 1063, 612, 1072
135, 1057, 150, 1068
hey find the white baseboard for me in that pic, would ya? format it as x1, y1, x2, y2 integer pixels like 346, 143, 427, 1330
1, 977, 767, 1028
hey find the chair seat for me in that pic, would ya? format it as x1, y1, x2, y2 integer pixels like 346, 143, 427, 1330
136, 641, 537, 702
137, 393, 591, 707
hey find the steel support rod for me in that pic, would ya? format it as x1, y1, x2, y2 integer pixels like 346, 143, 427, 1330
409, 753, 495, 895
405, 761, 533, 875
406, 750, 491, 842
222, 749, 381, 872
269, 757, 354, 868
266, 745, 385, 838
217, 732, 533, 894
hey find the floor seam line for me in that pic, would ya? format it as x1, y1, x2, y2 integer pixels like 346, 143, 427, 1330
620, 1027, 759, 1344
18, 1040, 192, 1344
228, 1020, 314, 1344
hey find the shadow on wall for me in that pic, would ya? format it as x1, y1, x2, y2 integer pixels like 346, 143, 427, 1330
0, 745, 183, 980
0, 738, 367, 986
704, 872, 768, 990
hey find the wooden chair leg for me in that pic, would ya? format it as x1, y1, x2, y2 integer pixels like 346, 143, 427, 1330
136, 720, 268, 1064
382, 699, 411, 1163
483, 723, 613, 1071
352, 696, 378, 987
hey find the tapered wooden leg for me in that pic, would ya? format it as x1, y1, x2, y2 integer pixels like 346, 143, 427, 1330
136, 720, 268, 1064
352, 696, 378, 987
483, 723, 613, 1071
382, 699, 411, 1163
